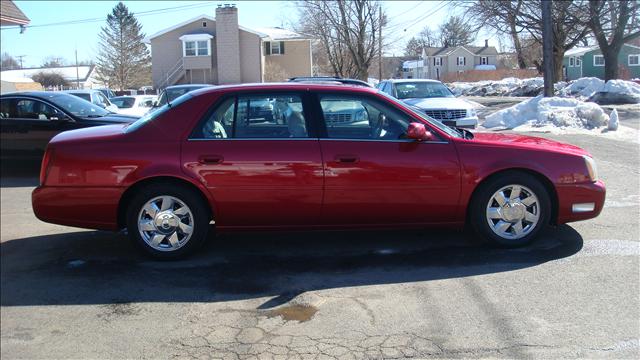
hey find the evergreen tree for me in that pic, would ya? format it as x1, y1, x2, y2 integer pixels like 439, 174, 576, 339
96, 2, 150, 90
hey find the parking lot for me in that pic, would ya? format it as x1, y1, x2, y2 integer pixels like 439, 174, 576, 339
2, 118, 639, 359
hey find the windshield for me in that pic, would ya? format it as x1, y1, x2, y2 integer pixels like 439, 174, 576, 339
111, 97, 136, 108
125, 93, 193, 133
395, 82, 454, 99
47, 93, 109, 117
377, 91, 462, 138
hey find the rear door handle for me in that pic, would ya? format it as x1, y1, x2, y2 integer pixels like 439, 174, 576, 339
199, 155, 224, 164
334, 155, 359, 163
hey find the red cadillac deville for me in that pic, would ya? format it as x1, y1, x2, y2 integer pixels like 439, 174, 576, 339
32, 83, 605, 259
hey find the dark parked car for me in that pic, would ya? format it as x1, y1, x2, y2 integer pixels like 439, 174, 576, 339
0, 92, 138, 158
32, 84, 605, 259
155, 84, 213, 107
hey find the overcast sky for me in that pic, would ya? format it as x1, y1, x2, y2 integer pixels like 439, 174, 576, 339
1, 0, 497, 68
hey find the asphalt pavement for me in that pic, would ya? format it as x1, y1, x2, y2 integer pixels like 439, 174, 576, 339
1, 127, 639, 359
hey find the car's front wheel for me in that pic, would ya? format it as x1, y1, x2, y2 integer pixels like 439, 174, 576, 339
470, 172, 551, 247
126, 184, 210, 259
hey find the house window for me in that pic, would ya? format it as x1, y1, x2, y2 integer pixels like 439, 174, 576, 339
593, 55, 605, 66
202, 21, 207, 27
629, 54, 639, 66
576, 57, 581, 66
569, 57, 575, 67
457, 56, 466, 66
264, 41, 285, 55
183, 40, 209, 56
481, 56, 488, 65
434, 57, 442, 66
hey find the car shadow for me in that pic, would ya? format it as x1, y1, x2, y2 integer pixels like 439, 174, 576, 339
0, 159, 40, 188
1, 225, 583, 307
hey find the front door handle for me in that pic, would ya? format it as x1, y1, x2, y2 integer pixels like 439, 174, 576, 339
334, 155, 359, 163
199, 155, 224, 164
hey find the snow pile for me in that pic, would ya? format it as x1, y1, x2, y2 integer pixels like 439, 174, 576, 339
558, 77, 605, 97
484, 96, 609, 130
449, 77, 639, 103
608, 109, 619, 131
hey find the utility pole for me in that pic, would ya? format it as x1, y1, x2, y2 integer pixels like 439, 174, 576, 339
75, 48, 80, 89
378, 5, 382, 82
542, 0, 554, 97
16, 55, 26, 69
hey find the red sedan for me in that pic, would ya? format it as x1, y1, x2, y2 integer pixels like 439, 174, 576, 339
32, 83, 605, 259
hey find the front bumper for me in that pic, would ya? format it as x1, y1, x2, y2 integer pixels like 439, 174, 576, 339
555, 180, 606, 224
441, 116, 478, 129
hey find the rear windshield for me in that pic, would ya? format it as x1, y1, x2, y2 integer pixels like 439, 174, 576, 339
112, 97, 135, 108
125, 93, 193, 133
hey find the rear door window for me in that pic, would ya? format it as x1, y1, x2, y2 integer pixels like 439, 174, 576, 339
192, 93, 310, 139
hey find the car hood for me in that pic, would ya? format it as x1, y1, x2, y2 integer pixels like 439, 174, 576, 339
402, 97, 473, 110
79, 113, 139, 123
470, 132, 590, 156
50, 124, 128, 145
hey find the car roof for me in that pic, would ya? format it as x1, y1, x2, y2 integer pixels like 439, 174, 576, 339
190, 82, 380, 96
64, 89, 100, 94
289, 76, 372, 87
165, 84, 212, 90
385, 79, 443, 84
1, 91, 76, 98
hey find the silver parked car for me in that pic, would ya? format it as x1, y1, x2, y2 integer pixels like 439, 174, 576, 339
64, 89, 119, 113
377, 79, 478, 128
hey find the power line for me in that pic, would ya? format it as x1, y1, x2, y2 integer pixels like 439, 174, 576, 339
384, 1, 447, 32
2, 2, 213, 30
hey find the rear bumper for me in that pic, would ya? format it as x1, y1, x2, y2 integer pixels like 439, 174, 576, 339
32, 186, 124, 231
555, 180, 606, 224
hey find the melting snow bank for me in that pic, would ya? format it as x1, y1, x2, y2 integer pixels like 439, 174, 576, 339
483, 96, 640, 143
449, 77, 640, 103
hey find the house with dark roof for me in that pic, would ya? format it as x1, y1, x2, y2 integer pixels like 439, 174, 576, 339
145, 4, 312, 89
402, 40, 500, 80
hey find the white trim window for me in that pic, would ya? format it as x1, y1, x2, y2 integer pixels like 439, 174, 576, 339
576, 57, 581, 67
179, 34, 213, 57
629, 54, 639, 66
593, 55, 605, 66
569, 57, 575, 67
480, 56, 488, 65
434, 57, 442, 66
457, 56, 466, 66
264, 41, 285, 56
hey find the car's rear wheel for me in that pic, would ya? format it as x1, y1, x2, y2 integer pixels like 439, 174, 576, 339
126, 184, 210, 259
470, 172, 550, 247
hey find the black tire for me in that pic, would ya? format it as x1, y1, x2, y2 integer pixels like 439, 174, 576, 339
126, 183, 210, 259
469, 171, 551, 247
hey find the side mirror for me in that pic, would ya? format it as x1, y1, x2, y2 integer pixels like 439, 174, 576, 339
406, 122, 433, 141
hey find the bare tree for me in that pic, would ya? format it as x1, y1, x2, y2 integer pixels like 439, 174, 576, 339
95, 2, 151, 90
583, 0, 639, 80
31, 72, 68, 88
438, 16, 474, 47
41, 56, 66, 68
1, 53, 19, 70
296, 0, 384, 80
404, 27, 438, 56
462, 1, 528, 69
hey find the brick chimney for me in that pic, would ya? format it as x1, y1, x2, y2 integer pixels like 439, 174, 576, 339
215, 4, 241, 84
485, 39, 489, 47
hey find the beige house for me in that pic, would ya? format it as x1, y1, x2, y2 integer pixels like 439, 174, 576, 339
403, 40, 500, 80
146, 5, 312, 89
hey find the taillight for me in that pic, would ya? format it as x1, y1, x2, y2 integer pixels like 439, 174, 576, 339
40, 148, 54, 185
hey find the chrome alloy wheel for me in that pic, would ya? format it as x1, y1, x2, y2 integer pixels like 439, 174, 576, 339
137, 196, 194, 252
485, 184, 540, 240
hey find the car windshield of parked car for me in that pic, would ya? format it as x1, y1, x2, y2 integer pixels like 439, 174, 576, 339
395, 82, 454, 99
376, 91, 462, 138
125, 93, 193, 133
47, 93, 110, 117
111, 97, 136, 109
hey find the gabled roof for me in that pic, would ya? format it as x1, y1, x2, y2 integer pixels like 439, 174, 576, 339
423, 45, 498, 57
254, 27, 310, 41
0, 0, 30, 26
564, 46, 595, 57
145, 14, 268, 43
1, 65, 96, 82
